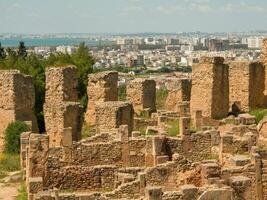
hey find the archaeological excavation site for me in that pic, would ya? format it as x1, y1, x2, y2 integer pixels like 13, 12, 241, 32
1, 39, 267, 200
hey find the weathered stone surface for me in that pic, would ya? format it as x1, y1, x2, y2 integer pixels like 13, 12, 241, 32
85, 71, 118, 125
95, 101, 134, 133
229, 61, 265, 112
165, 79, 191, 111
0, 70, 38, 152
127, 78, 156, 115
44, 66, 83, 147
191, 56, 229, 119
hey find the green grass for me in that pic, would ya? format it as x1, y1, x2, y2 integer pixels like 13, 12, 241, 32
250, 109, 267, 123
156, 88, 168, 110
16, 182, 27, 200
0, 153, 20, 172
118, 85, 127, 101
166, 120, 180, 137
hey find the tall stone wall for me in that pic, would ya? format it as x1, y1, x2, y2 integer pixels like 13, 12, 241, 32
127, 78, 156, 116
44, 66, 83, 147
190, 57, 229, 119
95, 101, 134, 133
229, 61, 265, 112
85, 71, 118, 125
0, 70, 38, 152
165, 78, 191, 111
261, 38, 267, 106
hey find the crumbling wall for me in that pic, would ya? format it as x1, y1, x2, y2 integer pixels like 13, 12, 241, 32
229, 61, 265, 112
85, 71, 118, 125
190, 57, 229, 119
165, 79, 191, 111
95, 101, 134, 133
0, 70, 38, 152
44, 66, 83, 147
127, 78, 156, 115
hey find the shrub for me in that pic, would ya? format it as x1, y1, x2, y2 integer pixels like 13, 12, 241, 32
118, 84, 126, 101
4, 121, 29, 154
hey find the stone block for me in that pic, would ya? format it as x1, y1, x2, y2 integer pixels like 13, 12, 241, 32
230, 155, 250, 166
145, 186, 162, 200
95, 101, 134, 133
28, 177, 43, 194
238, 113, 256, 125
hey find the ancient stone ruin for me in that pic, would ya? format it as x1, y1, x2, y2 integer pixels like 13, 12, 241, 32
0, 38, 266, 199
85, 71, 118, 125
191, 57, 229, 119
127, 78, 156, 116
44, 66, 83, 147
229, 61, 265, 112
0, 70, 38, 152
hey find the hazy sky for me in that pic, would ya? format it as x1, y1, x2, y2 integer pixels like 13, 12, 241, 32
1, 0, 267, 34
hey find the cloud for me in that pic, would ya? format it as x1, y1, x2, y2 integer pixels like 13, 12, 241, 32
223, 2, 267, 12
156, 5, 185, 15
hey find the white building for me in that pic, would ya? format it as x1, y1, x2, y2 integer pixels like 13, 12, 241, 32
56, 45, 76, 54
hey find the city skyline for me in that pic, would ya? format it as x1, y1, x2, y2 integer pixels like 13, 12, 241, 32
1, 0, 267, 34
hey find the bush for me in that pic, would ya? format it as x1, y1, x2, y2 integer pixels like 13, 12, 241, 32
4, 121, 29, 154
118, 85, 126, 101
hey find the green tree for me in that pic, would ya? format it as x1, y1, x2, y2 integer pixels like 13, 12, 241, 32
71, 42, 94, 109
4, 121, 29, 154
0, 42, 6, 59
18, 41, 27, 58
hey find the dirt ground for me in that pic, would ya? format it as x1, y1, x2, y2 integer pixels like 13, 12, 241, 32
0, 182, 19, 200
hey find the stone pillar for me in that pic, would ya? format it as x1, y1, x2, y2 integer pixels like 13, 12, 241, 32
251, 152, 263, 200
85, 71, 118, 125
229, 61, 265, 112
190, 57, 229, 119
145, 187, 162, 200
20, 132, 31, 170
145, 135, 166, 167
177, 101, 190, 117
165, 78, 191, 111
201, 162, 220, 185
44, 66, 83, 147
119, 125, 130, 166
95, 101, 134, 134
180, 117, 191, 158
127, 78, 156, 116
26, 134, 49, 186
192, 110, 203, 131
0, 70, 38, 152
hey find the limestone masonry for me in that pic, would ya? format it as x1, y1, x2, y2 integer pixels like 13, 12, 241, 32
1, 38, 267, 200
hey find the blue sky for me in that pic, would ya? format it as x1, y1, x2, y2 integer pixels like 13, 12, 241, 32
0, 0, 267, 33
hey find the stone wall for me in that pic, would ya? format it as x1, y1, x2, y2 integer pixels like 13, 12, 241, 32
95, 101, 134, 133
0, 70, 38, 152
190, 57, 229, 119
85, 71, 118, 125
127, 78, 156, 116
44, 66, 83, 147
165, 79, 191, 111
229, 61, 265, 112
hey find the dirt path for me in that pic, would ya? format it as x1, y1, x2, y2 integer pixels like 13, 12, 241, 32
0, 182, 19, 200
